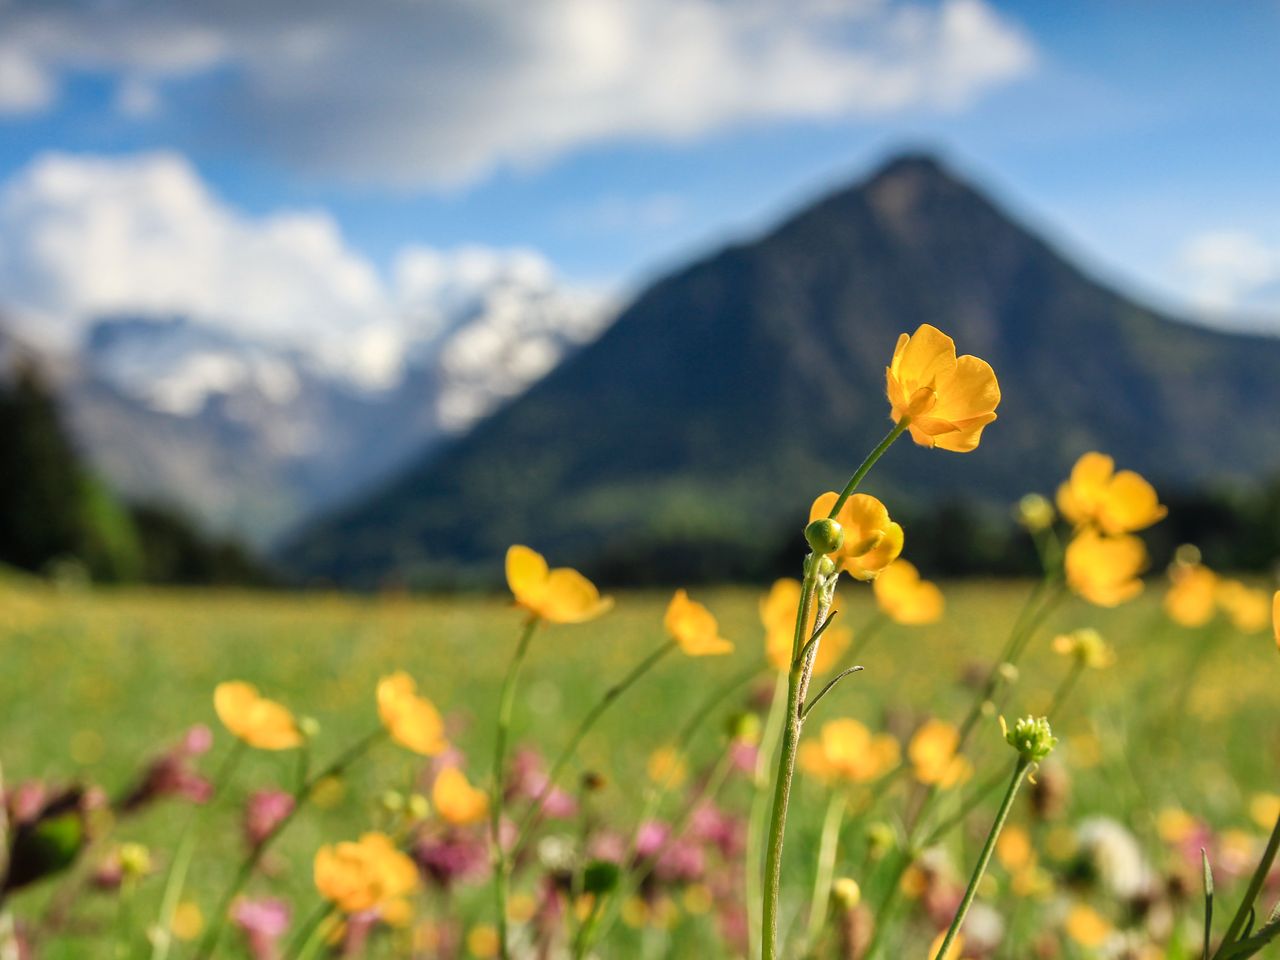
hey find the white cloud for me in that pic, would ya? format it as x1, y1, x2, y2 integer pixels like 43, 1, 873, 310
1177, 230, 1280, 321
0, 0, 1036, 187
0, 152, 607, 393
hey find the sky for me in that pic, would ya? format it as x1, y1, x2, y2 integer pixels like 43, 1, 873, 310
1, 0, 1279, 368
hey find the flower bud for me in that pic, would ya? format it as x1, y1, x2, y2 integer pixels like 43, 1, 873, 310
1002, 715, 1057, 764
805, 518, 845, 556
1016, 494, 1055, 532
832, 877, 861, 909
380, 790, 405, 814
119, 842, 152, 879
407, 793, 430, 821
726, 711, 761, 744
298, 716, 321, 739
865, 821, 896, 861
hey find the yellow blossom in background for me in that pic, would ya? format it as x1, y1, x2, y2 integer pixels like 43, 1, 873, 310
663, 590, 732, 656
1064, 903, 1113, 948
1216, 579, 1271, 633
505, 545, 612, 624
1065, 530, 1147, 607
466, 924, 500, 958
761, 579, 851, 674
872, 560, 944, 625
885, 323, 1000, 452
1051, 628, 1115, 670
1164, 561, 1218, 627
908, 719, 972, 789
314, 832, 419, 917
647, 745, 688, 788
213, 681, 303, 751
376, 672, 448, 756
1250, 793, 1280, 831
798, 718, 900, 784
432, 767, 489, 826
1156, 807, 1198, 845
927, 931, 966, 960
1057, 452, 1166, 534
809, 492, 903, 581
996, 825, 1033, 872
170, 901, 203, 941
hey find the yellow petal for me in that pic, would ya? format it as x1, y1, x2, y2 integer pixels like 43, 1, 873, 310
505, 545, 548, 609
432, 767, 489, 826
664, 589, 732, 657
891, 324, 957, 388
540, 568, 612, 624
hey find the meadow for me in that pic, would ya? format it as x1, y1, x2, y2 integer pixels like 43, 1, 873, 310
2, 569, 1277, 958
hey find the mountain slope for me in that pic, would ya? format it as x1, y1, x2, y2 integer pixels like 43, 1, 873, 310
281, 154, 1280, 586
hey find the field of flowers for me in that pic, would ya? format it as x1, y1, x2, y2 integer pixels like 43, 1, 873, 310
2, 324, 1279, 960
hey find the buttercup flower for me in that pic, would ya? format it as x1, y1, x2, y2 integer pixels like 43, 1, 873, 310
1065, 530, 1147, 607
761, 579, 851, 674
1064, 903, 1113, 949
1002, 715, 1056, 765
646, 746, 688, 788
314, 831, 419, 917
1164, 561, 1218, 627
1216, 579, 1271, 634
809, 493, 903, 581
1056, 452, 1166, 534
908, 719, 972, 789
505, 545, 612, 624
664, 590, 732, 657
799, 719, 899, 784
1051, 629, 1115, 670
927, 931, 965, 960
431, 767, 488, 827
213, 682, 302, 751
885, 323, 1000, 452
872, 560, 944, 625
377, 672, 448, 756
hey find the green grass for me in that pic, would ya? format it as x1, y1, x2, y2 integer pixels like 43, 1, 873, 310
1, 575, 1277, 957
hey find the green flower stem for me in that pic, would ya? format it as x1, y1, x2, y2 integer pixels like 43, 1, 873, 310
804, 790, 848, 952
491, 616, 539, 960
1044, 660, 1085, 722
511, 639, 677, 855
1215, 808, 1280, 955
933, 758, 1031, 960
921, 764, 1010, 849
761, 570, 818, 960
747, 670, 790, 958
826, 420, 910, 520
292, 906, 338, 960
194, 728, 385, 960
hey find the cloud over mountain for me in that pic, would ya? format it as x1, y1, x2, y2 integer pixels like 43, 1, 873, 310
0, 0, 1035, 186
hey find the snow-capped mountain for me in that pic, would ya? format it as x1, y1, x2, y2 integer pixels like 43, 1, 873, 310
9, 273, 613, 546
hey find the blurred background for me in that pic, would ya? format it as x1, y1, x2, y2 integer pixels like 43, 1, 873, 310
2, 0, 1279, 589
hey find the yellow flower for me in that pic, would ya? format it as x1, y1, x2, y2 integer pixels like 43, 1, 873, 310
908, 719, 972, 789
213, 681, 302, 751
1164, 562, 1218, 627
1056, 452, 1166, 534
1051, 628, 1115, 670
885, 323, 1000, 452
809, 493, 903, 581
872, 560, 944, 625
1064, 903, 1113, 948
663, 590, 732, 656
314, 832, 419, 916
466, 924, 500, 958
646, 746, 688, 788
996, 825, 1033, 872
798, 718, 899, 784
505, 545, 612, 624
761, 579, 852, 674
377, 672, 448, 756
1065, 530, 1147, 607
170, 901, 203, 941
1216, 579, 1271, 634
1250, 793, 1280, 831
431, 767, 489, 826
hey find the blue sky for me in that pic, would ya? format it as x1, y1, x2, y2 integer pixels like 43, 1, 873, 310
1, 0, 1278, 351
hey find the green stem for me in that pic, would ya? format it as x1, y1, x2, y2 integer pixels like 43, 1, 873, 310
933, 758, 1030, 960
491, 617, 538, 960
826, 421, 910, 520
292, 907, 337, 960
193, 729, 385, 960
1044, 661, 1084, 722
512, 639, 676, 854
747, 670, 790, 959
283, 902, 332, 960
761, 571, 818, 960
1215, 809, 1280, 955
804, 791, 847, 952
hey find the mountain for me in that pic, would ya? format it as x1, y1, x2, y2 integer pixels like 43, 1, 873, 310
275, 153, 1280, 586
0, 266, 610, 545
